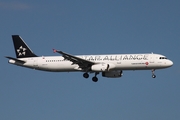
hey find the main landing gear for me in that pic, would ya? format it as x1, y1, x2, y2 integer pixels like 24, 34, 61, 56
92, 72, 99, 82
83, 72, 99, 82
152, 69, 156, 78
83, 73, 89, 78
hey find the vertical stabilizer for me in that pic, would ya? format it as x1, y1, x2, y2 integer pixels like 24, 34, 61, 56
12, 35, 38, 58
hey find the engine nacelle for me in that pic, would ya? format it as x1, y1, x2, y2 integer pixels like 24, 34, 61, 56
91, 63, 115, 72
102, 70, 123, 78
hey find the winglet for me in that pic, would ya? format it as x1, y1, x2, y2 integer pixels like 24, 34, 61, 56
53, 49, 63, 54
53, 49, 57, 53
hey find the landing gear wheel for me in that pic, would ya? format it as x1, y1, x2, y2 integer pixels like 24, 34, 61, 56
151, 69, 156, 78
92, 77, 98, 82
83, 73, 89, 78
152, 75, 156, 78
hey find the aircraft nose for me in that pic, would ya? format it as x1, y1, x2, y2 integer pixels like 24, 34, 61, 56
167, 60, 173, 67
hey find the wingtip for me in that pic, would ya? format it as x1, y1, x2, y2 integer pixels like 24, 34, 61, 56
53, 49, 57, 53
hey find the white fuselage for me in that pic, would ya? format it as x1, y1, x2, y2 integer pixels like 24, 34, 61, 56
8, 53, 173, 72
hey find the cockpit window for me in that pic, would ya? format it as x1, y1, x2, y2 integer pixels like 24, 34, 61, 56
159, 57, 167, 59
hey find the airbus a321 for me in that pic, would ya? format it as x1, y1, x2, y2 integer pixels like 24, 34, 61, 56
6, 35, 173, 82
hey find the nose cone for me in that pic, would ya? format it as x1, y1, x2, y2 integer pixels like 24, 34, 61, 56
167, 60, 173, 67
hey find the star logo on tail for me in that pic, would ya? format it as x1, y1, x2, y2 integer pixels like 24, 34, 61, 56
17, 46, 27, 56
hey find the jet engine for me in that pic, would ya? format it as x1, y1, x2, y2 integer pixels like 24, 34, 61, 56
91, 63, 115, 72
102, 70, 123, 78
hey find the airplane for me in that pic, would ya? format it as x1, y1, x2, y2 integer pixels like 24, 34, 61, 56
6, 35, 173, 82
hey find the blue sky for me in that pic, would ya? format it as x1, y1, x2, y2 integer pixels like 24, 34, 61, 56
1, 0, 180, 120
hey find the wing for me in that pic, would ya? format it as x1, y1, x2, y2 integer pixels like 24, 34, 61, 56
53, 49, 95, 71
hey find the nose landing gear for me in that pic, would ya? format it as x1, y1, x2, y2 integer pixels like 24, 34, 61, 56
152, 69, 156, 78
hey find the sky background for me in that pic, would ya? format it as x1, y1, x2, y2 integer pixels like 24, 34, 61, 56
1, 0, 180, 120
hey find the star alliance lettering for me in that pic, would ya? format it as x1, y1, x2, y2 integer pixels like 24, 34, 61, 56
81, 54, 148, 61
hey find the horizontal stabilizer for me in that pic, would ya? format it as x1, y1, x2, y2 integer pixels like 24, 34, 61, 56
5, 56, 26, 64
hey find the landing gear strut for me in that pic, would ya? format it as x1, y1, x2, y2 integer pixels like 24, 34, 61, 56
83, 72, 99, 82
92, 72, 99, 82
152, 69, 156, 78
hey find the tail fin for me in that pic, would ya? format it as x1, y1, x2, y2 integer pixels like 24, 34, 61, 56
12, 35, 38, 58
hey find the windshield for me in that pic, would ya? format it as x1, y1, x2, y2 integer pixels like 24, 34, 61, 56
159, 57, 167, 59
